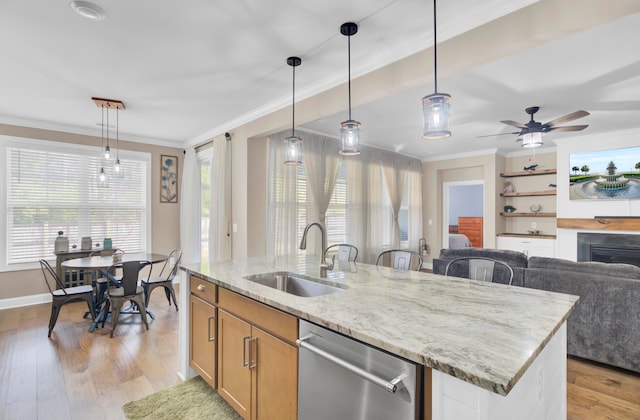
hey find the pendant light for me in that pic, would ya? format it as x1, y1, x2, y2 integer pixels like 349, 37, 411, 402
284, 56, 303, 166
92, 97, 125, 181
339, 22, 361, 156
422, 0, 451, 140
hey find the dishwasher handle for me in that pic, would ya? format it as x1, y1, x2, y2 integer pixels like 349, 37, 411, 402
297, 335, 406, 394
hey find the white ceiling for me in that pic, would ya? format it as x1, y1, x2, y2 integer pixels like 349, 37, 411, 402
1, 1, 639, 159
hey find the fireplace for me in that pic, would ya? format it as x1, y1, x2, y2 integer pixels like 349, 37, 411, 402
577, 232, 640, 268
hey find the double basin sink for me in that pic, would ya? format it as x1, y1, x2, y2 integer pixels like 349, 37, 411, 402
244, 271, 346, 297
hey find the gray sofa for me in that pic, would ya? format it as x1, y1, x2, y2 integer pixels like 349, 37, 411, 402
433, 248, 640, 374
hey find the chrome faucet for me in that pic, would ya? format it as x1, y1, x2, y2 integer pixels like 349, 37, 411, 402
300, 222, 334, 277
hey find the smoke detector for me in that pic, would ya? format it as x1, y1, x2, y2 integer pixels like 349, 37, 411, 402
69, 1, 106, 21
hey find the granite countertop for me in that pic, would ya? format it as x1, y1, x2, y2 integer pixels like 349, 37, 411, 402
182, 255, 578, 396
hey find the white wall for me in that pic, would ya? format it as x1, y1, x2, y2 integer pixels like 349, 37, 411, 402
555, 128, 640, 260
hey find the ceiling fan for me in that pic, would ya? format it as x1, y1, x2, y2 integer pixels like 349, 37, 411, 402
478, 106, 590, 145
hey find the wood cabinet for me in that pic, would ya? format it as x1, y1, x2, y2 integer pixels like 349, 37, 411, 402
497, 236, 555, 258
189, 276, 217, 389
217, 288, 298, 420
458, 217, 483, 248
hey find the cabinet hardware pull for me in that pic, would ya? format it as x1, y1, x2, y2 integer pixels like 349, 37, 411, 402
197, 284, 205, 292
207, 315, 215, 342
249, 337, 257, 370
296, 335, 404, 393
242, 335, 250, 367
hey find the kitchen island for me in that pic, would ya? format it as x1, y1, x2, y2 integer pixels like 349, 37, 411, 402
179, 255, 578, 419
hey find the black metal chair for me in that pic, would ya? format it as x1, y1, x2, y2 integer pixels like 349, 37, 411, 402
324, 244, 358, 262
40, 259, 95, 337
88, 248, 124, 314
376, 249, 423, 271
142, 249, 182, 317
103, 260, 152, 337
444, 256, 514, 285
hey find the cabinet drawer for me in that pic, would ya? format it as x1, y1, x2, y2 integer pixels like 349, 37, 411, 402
218, 288, 298, 345
190, 275, 217, 305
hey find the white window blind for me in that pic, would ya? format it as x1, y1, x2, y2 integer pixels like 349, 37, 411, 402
5, 141, 149, 266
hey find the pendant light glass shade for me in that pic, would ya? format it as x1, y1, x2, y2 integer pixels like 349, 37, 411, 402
422, 0, 452, 140
340, 119, 361, 155
284, 56, 303, 166
422, 93, 451, 139
284, 135, 303, 166
339, 22, 361, 156
521, 131, 543, 148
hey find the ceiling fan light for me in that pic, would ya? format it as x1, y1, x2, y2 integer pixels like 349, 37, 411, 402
522, 131, 543, 148
339, 119, 361, 155
422, 93, 451, 140
283, 136, 303, 166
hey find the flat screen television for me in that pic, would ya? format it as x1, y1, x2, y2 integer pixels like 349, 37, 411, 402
569, 146, 640, 200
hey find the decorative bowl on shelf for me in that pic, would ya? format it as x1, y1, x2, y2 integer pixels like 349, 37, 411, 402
527, 229, 541, 235
504, 205, 516, 213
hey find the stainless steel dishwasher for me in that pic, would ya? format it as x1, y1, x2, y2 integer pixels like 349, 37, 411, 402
297, 320, 419, 420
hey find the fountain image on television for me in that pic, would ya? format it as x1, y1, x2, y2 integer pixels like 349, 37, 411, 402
569, 146, 640, 200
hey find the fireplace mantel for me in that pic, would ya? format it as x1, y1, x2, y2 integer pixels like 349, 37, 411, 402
557, 217, 640, 231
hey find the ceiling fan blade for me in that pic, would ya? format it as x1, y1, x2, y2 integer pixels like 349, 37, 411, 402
476, 132, 520, 139
500, 120, 526, 129
544, 110, 590, 127
546, 124, 589, 133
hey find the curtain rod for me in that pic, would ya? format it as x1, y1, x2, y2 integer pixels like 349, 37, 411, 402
194, 132, 232, 151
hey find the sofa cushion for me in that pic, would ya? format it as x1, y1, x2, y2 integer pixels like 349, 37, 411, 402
524, 267, 640, 373
528, 256, 640, 279
438, 248, 529, 268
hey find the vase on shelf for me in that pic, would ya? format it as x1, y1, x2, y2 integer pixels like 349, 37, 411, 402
54, 231, 69, 253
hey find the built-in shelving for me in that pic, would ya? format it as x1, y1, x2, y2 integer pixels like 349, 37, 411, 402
497, 233, 556, 239
500, 169, 557, 177
500, 212, 556, 217
500, 190, 557, 197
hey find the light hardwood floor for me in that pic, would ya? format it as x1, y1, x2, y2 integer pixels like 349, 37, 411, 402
1, 287, 639, 420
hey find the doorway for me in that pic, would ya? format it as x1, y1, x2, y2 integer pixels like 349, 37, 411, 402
442, 181, 484, 248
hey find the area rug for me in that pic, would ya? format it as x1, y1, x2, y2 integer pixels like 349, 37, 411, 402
122, 376, 243, 420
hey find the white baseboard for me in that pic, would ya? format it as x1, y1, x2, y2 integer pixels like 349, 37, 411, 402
0, 293, 51, 310
423, 261, 433, 270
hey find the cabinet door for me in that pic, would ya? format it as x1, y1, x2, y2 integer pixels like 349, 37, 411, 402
252, 327, 298, 420
190, 295, 217, 389
218, 309, 252, 419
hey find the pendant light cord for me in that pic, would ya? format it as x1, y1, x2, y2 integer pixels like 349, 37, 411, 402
292, 63, 296, 138
348, 33, 352, 120
116, 107, 119, 160
433, 0, 438, 93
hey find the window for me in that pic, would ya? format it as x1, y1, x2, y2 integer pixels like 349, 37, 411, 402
1, 136, 150, 271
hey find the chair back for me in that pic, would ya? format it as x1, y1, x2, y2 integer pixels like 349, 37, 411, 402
112, 260, 152, 296
376, 250, 423, 271
156, 249, 183, 281
444, 257, 514, 285
40, 259, 67, 295
324, 244, 358, 262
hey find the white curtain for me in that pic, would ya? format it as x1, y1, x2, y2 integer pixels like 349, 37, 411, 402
210, 136, 231, 262
407, 159, 423, 251
302, 132, 342, 254
382, 154, 407, 248
266, 131, 303, 257
179, 149, 201, 264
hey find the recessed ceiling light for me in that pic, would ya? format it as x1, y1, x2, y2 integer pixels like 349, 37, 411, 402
69, 1, 106, 21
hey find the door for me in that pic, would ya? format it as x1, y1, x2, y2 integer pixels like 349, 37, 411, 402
443, 181, 484, 248
189, 295, 217, 389
218, 309, 252, 418
252, 327, 298, 420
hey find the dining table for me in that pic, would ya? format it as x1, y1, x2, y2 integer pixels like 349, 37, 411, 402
62, 252, 167, 332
